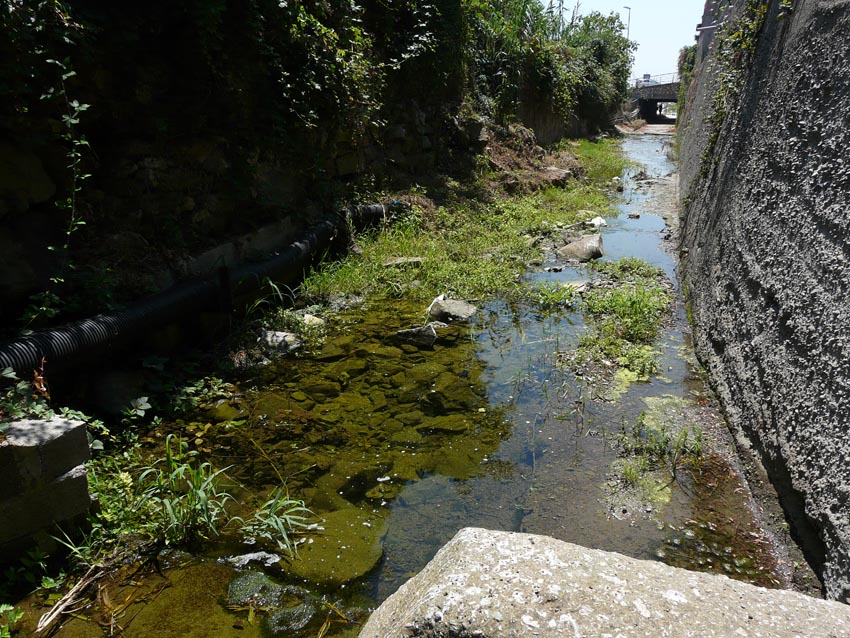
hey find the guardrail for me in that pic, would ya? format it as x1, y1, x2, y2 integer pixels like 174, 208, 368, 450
631, 72, 680, 88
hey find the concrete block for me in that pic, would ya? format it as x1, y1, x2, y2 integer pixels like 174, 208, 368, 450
3, 417, 89, 481
49, 464, 91, 523
361, 528, 850, 638
0, 464, 91, 548
0, 439, 41, 498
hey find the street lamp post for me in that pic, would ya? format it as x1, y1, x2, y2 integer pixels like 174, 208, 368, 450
623, 6, 631, 41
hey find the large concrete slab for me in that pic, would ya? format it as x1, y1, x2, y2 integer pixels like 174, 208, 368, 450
360, 528, 850, 638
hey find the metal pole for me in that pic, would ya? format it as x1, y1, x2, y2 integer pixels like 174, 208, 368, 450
623, 6, 631, 40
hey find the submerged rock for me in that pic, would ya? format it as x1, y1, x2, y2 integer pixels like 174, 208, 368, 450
223, 551, 281, 569
262, 330, 303, 353
285, 507, 388, 586
266, 601, 319, 636
227, 571, 285, 609
556, 234, 603, 262
395, 321, 447, 347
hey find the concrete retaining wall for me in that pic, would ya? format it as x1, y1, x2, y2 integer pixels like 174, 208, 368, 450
678, 0, 850, 600
0, 417, 92, 554
360, 528, 850, 638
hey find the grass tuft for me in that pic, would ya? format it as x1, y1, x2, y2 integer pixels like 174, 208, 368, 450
302, 143, 624, 305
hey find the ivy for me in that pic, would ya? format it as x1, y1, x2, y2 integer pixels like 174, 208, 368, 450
692, 0, 770, 190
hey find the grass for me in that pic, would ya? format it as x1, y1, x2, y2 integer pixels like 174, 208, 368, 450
612, 405, 704, 508
302, 144, 623, 304
528, 281, 581, 312
562, 258, 673, 379
64, 436, 313, 567
618, 409, 704, 482
563, 138, 631, 181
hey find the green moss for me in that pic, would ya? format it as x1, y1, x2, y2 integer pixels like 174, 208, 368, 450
284, 507, 389, 586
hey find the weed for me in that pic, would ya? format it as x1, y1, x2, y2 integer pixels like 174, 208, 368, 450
240, 488, 313, 556
0, 605, 22, 638
560, 258, 672, 381
136, 435, 234, 548
575, 334, 659, 377
592, 257, 664, 282
171, 376, 236, 415
528, 282, 579, 311
66, 436, 314, 567
584, 284, 670, 343
619, 410, 703, 478
302, 147, 622, 305
621, 455, 649, 486
568, 139, 631, 181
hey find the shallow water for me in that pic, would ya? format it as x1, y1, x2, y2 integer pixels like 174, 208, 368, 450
42, 134, 781, 637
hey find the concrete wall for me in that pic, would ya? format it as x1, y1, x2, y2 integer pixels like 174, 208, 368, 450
0, 418, 92, 555
678, 0, 850, 601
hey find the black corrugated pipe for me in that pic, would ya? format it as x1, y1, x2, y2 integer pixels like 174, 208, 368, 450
0, 202, 401, 377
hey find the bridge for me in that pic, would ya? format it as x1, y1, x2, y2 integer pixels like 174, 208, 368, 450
630, 73, 680, 120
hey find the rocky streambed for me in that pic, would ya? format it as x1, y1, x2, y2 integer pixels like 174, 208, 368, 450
23, 131, 818, 638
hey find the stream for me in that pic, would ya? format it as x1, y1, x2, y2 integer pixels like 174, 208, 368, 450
44, 131, 790, 638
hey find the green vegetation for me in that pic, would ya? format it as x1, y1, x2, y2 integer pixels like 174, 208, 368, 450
0, 367, 110, 446
561, 258, 673, 380
528, 281, 581, 312
693, 1, 769, 184
0, 604, 22, 638
303, 141, 623, 304
562, 139, 631, 181
0, 1, 636, 331
65, 435, 312, 566
676, 44, 697, 121
610, 397, 704, 509
135, 435, 235, 549
617, 398, 704, 485
466, 2, 635, 128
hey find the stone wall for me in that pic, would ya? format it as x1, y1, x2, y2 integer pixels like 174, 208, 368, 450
0, 418, 92, 555
678, 0, 850, 601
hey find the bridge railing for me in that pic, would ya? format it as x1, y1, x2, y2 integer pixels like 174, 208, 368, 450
631, 72, 679, 88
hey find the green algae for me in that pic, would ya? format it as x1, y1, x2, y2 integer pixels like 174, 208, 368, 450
116, 563, 263, 638
285, 507, 389, 586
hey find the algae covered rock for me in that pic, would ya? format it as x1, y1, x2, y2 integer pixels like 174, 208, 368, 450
285, 507, 389, 585
227, 572, 320, 637
227, 571, 286, 609
266, 601, 319, 635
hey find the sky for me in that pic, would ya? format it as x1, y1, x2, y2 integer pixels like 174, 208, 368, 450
558, 0, 707, 80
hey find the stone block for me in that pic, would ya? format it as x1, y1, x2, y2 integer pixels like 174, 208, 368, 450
0, 440, 41, 499
0, 464, 91, 548
361, 528, 850, 638
3, 417, 89, 481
